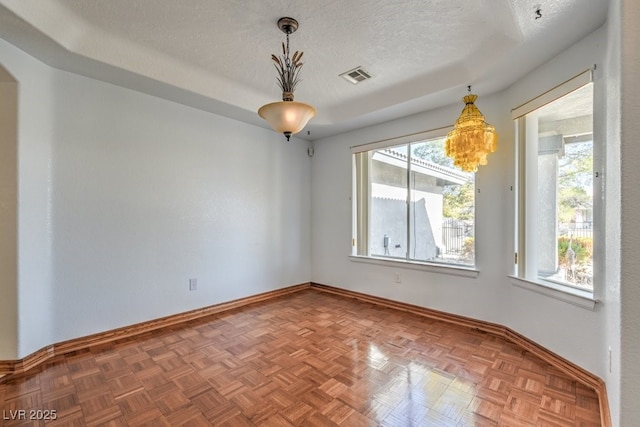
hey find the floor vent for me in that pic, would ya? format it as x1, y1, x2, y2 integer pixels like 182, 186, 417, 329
340, 66, 373, 84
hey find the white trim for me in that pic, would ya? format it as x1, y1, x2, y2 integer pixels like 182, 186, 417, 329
350, 126, 453, 154
349, 255, 479, 278
513, 70, 599, 307
511, 68, 593, 119
509, 275, 597, 310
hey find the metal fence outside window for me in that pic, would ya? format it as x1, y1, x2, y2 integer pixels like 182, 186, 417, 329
441, 219, 473, 255
559, 221, 593, 239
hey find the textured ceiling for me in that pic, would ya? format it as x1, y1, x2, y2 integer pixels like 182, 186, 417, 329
0, 0, 609, 140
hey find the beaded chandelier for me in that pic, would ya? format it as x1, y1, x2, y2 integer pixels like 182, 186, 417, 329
445, 87, 498, 172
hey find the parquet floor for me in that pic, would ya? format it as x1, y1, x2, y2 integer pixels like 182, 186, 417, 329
0, 289, 601, 426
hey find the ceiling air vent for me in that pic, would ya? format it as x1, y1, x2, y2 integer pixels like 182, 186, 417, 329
340, 66, 373, 84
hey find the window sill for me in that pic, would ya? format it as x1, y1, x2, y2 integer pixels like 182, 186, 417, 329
349, 255, 479, 278
508, 275, 598, 310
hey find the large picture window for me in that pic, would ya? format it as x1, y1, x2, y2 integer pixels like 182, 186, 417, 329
514, 70, 597, 293
353, 133, 475, 267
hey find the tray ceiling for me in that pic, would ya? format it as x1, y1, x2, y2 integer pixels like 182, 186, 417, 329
0, 0, 608, 140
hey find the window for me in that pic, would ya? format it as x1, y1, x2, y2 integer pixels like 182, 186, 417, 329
353, 132, 475, 267
514, 70, 597, 293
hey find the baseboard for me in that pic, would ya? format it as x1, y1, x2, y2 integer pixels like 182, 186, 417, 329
0, 282, 310, 380
309, 282, 611, 427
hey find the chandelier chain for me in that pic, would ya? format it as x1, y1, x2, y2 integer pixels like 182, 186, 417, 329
285, 33, 291, 68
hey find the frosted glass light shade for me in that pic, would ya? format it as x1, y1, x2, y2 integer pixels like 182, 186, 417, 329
258, 100, 316, 140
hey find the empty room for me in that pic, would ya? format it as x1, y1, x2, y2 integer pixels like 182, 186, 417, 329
0, 1, 638, 426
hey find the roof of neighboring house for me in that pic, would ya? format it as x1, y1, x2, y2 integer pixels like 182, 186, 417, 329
373, 149, 471, 186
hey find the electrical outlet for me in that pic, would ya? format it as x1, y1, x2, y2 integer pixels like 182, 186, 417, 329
394, 272, 401, 284
189, 278, 197, 291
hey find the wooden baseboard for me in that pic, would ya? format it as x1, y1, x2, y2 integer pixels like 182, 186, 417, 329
309, 282, 611, 427
0, 283, 310, 380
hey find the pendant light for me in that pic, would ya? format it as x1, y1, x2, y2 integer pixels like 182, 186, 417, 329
258, 17, 316, 141
445, 86, 498, 172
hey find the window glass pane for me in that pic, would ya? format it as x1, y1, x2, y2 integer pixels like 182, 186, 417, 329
410, 138, 475, 265
354, 135, 476, 267
532, 83, 593, 290
369, 146, 408, 258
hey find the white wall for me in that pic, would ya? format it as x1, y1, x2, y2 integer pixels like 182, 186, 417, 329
0, 39, 56, 359
603, 0, 622, 423
0, 38, 311, 356
311, 26, 609, 381
618, 0, 640, 424
0, 67, 18, 360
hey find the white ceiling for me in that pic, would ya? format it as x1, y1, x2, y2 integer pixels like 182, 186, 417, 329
0, 0, 609, 140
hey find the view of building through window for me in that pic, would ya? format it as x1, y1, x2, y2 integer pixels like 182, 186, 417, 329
358, 136, 475, 266
516, 80, 594, 291
534, 84, 594, 289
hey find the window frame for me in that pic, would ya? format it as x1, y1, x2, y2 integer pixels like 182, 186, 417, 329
511, 68, 602, 307
351, 128, 479, 275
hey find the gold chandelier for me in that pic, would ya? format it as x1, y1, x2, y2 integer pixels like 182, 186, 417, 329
258, 17, 316, 141
445, 86, 498, 172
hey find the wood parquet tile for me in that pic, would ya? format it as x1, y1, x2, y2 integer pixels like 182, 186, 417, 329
0, 289, 601, 426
